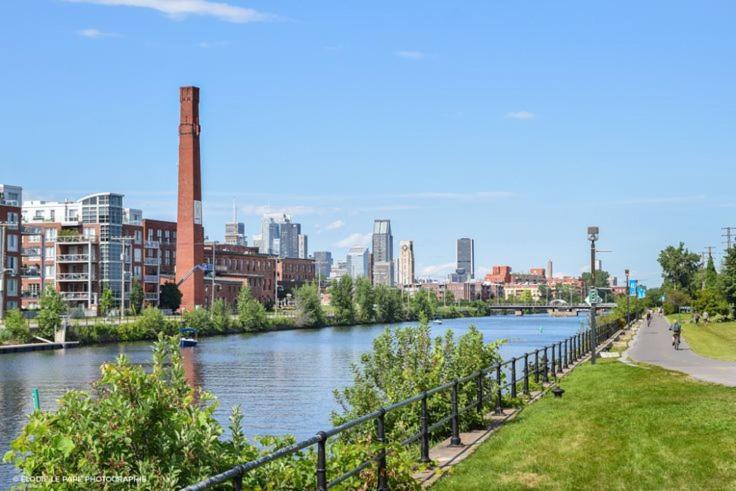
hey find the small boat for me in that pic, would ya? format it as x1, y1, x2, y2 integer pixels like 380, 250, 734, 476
432, 319, 443, 324
179, 327, 198, 348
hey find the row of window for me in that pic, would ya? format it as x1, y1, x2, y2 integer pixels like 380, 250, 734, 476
146, 228, 176, 243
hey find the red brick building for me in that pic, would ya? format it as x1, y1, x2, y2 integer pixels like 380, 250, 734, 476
203, 243, 277, 308
1, 194, 22, 314
277, 257, 316, 297
485, 265, 512, 284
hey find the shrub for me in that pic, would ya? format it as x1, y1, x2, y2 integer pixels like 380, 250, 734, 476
237, 286, 267, 331
294, 282, 325, 328
4, 309, 32, 343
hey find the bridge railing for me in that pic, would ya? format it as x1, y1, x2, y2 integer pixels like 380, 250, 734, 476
182, 320, 622, 491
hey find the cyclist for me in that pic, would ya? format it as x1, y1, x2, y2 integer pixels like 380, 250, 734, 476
670, 319, 682, 350
646, 311, 652, 326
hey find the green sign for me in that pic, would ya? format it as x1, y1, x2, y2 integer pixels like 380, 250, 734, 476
586, 288, 602, 306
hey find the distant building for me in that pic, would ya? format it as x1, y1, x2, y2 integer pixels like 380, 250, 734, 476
530, 267, 546, 278
456, 238, 475, 280
485, 265, 512, 284
313, 251, 333, 280
330, 260, 348, 279
225, 222, 246, 247
298, 234, 308, 259
259, 214, 306, 259
372, 219, 394, 285
398, 240, 415, 286
259, 216, 280, 255
278, 216, 301, 258
347, 246, 370, 279
277, 257, 316, 297
546, 259, 553, 280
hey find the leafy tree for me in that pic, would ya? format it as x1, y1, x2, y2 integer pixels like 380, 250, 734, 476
663, 289, 693, 315
294, 282, 325, 328
694, 288, 729, 317
375, 285, 404, 323
129, 278, 144, 315
3, 309, 31, 343
720, 246, 736, 312
98, 286, 114, 316
209, 298, 232, 332
159, 282, 183, 311
237, 285, 267, 331
354, 277, 376, 323
182, 307, 213, 331
581, 269, 611, 289
703, 254, 719, 290
38, 286, 66, 338
329, 275, 355, 325
658, 242, 701, 293
409, 289, 438, 320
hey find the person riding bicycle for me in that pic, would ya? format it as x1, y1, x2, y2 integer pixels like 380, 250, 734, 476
670, 320, 682, 348
646, 311, 652, 326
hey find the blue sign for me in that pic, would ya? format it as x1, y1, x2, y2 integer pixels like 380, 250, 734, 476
628, 279, 638, 296
637, 285, 647, 299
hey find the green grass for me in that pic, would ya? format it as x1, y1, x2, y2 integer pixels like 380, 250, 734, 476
668, 314, 736, 362
432, 360, 736, 490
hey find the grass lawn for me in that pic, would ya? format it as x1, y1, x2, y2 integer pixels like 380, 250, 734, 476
668, 314, 736, 362
432, 360, 736, 490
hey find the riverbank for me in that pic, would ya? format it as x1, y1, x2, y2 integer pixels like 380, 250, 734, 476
668, 313, 736, 362
432, 359, 736, 490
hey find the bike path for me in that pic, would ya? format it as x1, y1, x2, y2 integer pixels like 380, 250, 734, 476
626, 314, 736, 387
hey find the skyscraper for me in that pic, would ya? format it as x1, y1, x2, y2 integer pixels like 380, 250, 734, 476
175, 86, 205, 311
346, 247, 370, 279
547, 259, 553, 280
298, 234, 308, 259
372, 219, 394, 285
456, 238, 475, 280
259, 216, 280, 255
225, 204, 246, 246
278, 216, 301, 258
313, 251, 333, 279
398, 240, 415, 286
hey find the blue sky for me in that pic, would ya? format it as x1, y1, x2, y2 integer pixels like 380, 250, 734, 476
2, 1, 736, 285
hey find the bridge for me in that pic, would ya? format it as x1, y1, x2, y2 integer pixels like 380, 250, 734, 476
486, 302, 617, 312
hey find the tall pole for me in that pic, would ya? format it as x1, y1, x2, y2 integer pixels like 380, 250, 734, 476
588, 226, 598, 365
625, 269, 630, 326
0, 224, 6, 320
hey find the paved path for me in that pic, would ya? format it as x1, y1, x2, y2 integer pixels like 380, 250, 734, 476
626, 314, 736, 387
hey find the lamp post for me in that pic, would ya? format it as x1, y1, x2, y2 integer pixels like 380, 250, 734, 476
625, 268, 630, 326
587, 226, 599, 365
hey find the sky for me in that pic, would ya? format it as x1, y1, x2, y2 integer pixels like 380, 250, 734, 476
2, 1, 736, 285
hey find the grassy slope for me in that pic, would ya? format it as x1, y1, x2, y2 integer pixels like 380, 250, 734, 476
433, 361, 736, 490
668, 314, 736, 362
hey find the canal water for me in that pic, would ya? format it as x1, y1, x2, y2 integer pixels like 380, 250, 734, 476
0, 314, 587, 485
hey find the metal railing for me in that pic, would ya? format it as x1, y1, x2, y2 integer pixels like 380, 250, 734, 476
57, 235, 97, 243
183, 320, 623, 491
57, 254, 90, 262
57, 272, 90, 281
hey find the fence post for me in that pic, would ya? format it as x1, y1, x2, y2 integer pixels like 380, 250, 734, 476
543, 348, 549, 383
476, 370, 484, 414
523, 353, 530, 395
551, 345, 556, 378
563, 339, 568, 368
451, 379, 462, 446
534, 350, 540, 383
558, 342, 563, 373
510, 358, 517, 399
232, 474, 243, 491
376, 408, 388, 491
420, 392, 430, 463
495, 364, 503, 414
577, 333, 582, 359
316, 431, 327, 491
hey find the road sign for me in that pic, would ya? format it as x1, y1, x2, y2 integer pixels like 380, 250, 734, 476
586, 288, 602, 306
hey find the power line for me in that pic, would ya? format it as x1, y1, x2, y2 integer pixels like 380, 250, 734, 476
722, 227, 736, 252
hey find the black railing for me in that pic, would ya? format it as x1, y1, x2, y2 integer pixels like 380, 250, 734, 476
183, 321, 623, 491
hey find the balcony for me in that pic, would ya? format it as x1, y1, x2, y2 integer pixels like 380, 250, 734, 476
57, 235, 97, 244
60, 292, 90, 301
21, 248, 42, 257
143, 275, 159, 283
57, 272, 90, 281
20, 268, 41, 278
57, 254, 90, 262
144, 257, 160, 266
144, 292, 159, 301
144, 240, 160, 249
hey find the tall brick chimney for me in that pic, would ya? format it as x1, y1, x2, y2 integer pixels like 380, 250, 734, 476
176, 86, 205, 311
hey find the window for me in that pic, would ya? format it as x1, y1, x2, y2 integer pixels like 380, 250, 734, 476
135, 230, 142, 244
7, 212, 18, 224
45, 246, 55, 259
6, 256, 18, 272
6, 233, 18, 252
164, 230, 170, 241
45, 265, 55, 278
147, 229, 154, 241
45, 229, 57, 241
134, 248, 141, 262
6, 300, 18, 309
6, 278, 18, 296
164, 250, 171, 265
134, 266, 142, 279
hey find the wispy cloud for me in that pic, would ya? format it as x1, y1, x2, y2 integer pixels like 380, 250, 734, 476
335, 233, 371, 249
400, 191, 515, 202
419, 262, 456, 277
65, 0, 273, 23
324, 219, 345, 231
505, 111, 536, 120
77, 28, 119, 38
620, 195, 707, 206
396, 50, 425, 60
198, 40, 229, 48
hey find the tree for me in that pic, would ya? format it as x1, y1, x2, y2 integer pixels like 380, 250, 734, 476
294, 282, 325, 328
720, 246, 736, 312
581, 269, 611, 289
694, 288, 729, 317
329, 275, 355, 325
354, 277, 376, 323
129, 279, 144, 315
160, 282, 183, 312
38, 286, 66, 338
210, 299, 232, 332
99, 286, 114, 316
703, 254, 719, 290
237, 285, 267, 331
3, 309, 31, 343
658, 242, 701, 294
409, 289, 438, 320
375, 285, 404, 323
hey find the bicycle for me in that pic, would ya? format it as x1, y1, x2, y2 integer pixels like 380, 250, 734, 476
673, 331, 681, 350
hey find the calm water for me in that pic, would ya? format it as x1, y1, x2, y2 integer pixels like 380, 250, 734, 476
0, 314, 587, 485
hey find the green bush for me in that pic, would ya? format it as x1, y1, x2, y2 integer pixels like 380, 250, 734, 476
4, 309, 32, 343
237, 286, 267, 331
209, 299, 232, 332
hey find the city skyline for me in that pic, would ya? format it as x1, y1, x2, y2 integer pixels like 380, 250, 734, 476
4, 1, 736, 285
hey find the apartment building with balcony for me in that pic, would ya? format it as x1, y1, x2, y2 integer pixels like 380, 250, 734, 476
1, 185, 22, 314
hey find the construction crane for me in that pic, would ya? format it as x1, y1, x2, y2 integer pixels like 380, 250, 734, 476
176, 263, 210, 288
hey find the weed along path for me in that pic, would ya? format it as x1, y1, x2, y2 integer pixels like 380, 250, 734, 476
627, 314, 736, 387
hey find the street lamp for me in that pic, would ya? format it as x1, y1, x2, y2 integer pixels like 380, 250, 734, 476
624, 269, 630, 326
587, 226, 599, 365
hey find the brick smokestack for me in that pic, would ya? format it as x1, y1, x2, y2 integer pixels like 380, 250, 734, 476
176, 86, 205, 311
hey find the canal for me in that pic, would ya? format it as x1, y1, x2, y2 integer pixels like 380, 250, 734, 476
0, 314, 587, 484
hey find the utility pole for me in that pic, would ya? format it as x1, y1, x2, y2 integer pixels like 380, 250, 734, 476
587, 226, 599, 365
722, 227, 736, 253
